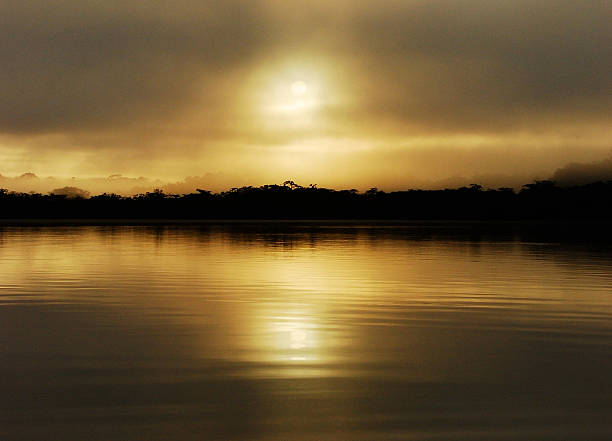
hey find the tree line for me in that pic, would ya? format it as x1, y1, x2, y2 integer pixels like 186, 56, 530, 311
0, 180, 610, 220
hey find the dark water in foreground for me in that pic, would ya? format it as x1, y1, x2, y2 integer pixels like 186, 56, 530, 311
1, 225, 611, 440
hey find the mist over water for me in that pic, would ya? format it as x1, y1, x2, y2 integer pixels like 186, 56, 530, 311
1, 225, 611, 440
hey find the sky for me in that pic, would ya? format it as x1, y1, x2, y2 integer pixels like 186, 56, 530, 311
1, 0, 610, 193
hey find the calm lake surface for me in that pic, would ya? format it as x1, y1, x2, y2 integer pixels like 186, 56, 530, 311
1, 224, 611, 440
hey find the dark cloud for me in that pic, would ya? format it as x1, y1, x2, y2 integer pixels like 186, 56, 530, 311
0, 0, 269, 132
333, 0, 611, 132
552, 155, 612, 186
50, 186, 90, 198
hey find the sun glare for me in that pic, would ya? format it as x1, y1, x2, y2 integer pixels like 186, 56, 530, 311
290, 80, 307, 96
245, 58, 341, 133
268, 79, 316, 114
249, 62, 326, 118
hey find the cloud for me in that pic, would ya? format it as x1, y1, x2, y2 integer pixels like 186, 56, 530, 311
50, 186, 90, 198
161, 174, 251, 194
0, 0, 268, 133
2, 0, 609, 135
0, 1, 609, 185
333, 1, 610, 133
552, 155, 612, 186
0, 173, 158, 195
0, 152, 610, 197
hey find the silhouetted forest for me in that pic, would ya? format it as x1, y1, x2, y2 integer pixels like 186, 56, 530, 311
1, 180, 611, 220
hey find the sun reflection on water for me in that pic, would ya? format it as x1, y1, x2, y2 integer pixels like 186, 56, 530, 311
237, 303, 340, 378
268, 310, 320, 360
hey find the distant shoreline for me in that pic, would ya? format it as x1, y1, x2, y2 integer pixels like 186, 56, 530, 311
0, 218, 608, 226
2, 181, 611, 224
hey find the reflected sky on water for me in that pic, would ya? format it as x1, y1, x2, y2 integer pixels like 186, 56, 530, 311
1, 225, 611, 440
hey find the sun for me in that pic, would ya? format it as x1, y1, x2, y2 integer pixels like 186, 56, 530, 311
262, 79, 317, 115
248, 60, 333, 123
290, 80, 307, 96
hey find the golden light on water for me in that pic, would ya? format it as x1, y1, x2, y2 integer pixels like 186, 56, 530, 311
267, 309, 321, 361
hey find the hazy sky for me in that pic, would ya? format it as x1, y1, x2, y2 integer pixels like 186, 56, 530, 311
1, 0, 610, 191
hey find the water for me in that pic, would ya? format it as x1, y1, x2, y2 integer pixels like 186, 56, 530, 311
1, 224, 611, 440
